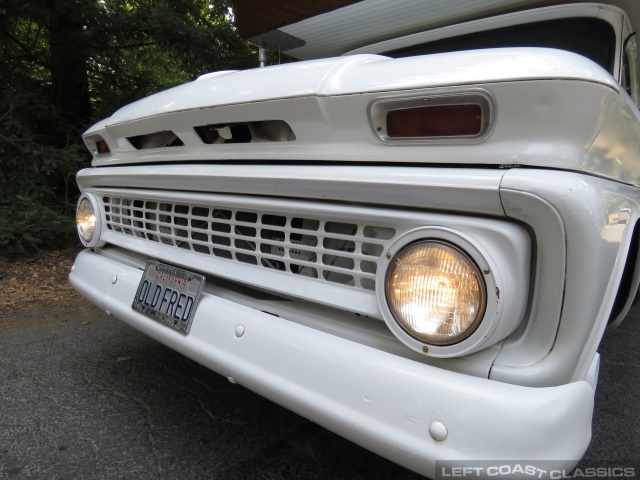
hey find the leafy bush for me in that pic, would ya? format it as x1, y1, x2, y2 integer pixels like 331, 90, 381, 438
0, 80, 88, 254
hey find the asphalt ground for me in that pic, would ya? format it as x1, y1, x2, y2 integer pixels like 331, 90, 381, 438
0, 294, 639, 479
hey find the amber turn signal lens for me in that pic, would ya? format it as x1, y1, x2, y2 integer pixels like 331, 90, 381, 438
96, 139, 110, 154
387, 104, 482, 138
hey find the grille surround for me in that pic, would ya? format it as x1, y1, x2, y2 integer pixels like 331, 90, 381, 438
87, 187, 529, 321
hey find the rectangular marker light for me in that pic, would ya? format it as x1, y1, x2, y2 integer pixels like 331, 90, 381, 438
387, 104, 482, 138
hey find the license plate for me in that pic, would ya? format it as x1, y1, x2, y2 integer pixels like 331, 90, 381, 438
132, 261, 205, 335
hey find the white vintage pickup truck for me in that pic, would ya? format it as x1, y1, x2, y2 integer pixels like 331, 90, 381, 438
70, 1, 640, 477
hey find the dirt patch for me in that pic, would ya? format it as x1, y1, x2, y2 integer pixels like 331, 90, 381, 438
0, 249, 83, 316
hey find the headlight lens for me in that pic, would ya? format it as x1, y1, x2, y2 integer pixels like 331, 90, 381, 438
76, 196, 97, 243
385, 241, 486, 346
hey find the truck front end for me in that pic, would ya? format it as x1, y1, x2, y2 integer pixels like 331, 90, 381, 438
70, 35, 640, 477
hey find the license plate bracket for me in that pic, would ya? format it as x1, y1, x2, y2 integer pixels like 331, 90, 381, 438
132, 261, 205, 335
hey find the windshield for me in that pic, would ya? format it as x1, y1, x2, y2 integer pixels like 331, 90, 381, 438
385, 18, 616, 74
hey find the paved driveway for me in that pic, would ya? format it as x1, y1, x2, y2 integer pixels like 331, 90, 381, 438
0, 296, 638, 479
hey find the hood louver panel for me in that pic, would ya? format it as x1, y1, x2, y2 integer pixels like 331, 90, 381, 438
124, 121, 295, 150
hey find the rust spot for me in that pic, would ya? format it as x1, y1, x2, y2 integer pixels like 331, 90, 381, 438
496, 287, 500, 299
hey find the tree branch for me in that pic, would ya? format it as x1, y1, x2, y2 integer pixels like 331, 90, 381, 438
95, 40, 157, 50
0, 24, 50, 69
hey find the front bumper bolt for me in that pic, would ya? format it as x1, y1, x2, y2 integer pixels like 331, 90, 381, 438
235, 325, 245, 338
429, 421, 448, 441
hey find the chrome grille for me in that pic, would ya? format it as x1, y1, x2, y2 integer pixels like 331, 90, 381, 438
102, 195, 396, 291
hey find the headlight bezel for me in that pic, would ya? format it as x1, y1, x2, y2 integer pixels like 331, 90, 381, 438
76, 193, 103, 247
376, 227, 502, 358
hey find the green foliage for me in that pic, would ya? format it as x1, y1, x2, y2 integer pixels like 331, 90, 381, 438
85, 0, 255, 117
0, 70, 88, 253
0, 0, 257, 255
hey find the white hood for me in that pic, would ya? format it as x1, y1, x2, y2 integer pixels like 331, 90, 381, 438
89, 49, 618, 130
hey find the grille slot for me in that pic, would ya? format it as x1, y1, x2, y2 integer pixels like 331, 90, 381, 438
103, 195, 395, 292
194, 120, 296, 144
127, 131, 184, 149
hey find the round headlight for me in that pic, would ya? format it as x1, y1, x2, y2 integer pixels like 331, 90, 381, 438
385, 241, 486, 346
76, 194, 100, 245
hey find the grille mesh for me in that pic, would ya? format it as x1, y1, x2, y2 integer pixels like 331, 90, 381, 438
103, 195, 396, 291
